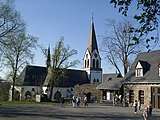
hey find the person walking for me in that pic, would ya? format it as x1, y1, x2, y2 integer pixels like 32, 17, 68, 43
76, 96, 81, 107
138, 100, 141, 111
147, 101, 153, 117
84, 95, 88, 107
143, 107, 149, 120
133, 100, 138, 114
60, 96, 65, 108
72, 96, 76, 107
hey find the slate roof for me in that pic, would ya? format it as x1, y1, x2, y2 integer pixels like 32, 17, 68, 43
87, 21, 99, 54
16, 65, 47, 86
122, 50, 160, 84
52, 69, 90, 87
96, 73, 123, 90
16, 65, 89, 87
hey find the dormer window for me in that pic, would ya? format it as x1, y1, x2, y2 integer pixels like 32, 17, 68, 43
135, 61, 143, 77
136, 68, 143, 77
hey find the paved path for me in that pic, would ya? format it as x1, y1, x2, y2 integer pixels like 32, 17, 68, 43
0, 103, 159, 120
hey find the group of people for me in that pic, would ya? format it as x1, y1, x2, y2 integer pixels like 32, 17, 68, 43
72, 95, 88, 108
133, 100, 153, 120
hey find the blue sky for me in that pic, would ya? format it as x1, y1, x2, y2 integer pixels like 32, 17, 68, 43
14, 0, 158, 74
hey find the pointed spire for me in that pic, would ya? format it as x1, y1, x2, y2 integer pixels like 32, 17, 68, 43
46, 44, 51, 68
87, 15, 99, 53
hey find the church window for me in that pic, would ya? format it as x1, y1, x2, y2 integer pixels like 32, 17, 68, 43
87, 59, 89, 68
139, 90, 144, 104
97, 79, 99, 83
86, 54, 88, 58
96, 60, 99, 68
93, 78, 96, 83
93, 59, 95, 68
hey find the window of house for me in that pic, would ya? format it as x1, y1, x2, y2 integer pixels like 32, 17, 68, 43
135, 68, 143, 77
129, 90, 134, 103
139, 90, 144, 104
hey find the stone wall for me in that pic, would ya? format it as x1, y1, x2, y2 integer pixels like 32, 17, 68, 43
124, 84, 160, 108
74, 83, 101, 102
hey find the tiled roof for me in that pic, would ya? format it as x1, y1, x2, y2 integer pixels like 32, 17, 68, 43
123, 50, 160, 84
96, 73, 123, 90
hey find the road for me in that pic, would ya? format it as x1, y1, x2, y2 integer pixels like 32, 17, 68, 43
0, 103, 159, 120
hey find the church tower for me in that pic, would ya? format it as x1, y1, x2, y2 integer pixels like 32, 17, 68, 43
83, 18, 102, 84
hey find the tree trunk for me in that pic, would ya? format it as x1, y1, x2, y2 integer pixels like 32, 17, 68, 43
11, 71, 17, 101
49, 86, 54, 101
12, 55, 19, 101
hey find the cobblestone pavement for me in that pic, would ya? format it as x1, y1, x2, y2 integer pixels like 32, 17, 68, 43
0, 103, 159, 120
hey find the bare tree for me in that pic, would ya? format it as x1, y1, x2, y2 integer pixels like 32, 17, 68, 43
0, 0, 25, 44
101, 19, 142, 76
44, 37, 79, 101
0, 0, 25, 71
1, 32, 38, 100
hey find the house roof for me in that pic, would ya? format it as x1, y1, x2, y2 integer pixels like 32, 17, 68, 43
122, 50, 160, 84
96, 73, 123, 90
16, 65, 89, 87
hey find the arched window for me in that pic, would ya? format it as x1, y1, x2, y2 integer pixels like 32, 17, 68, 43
96, 60, 99, 68
97, 79, 99, 83
85, 60, 86, 68
87, 59, 89, 68
93, 78, 96, 83
93, 59, 95, 68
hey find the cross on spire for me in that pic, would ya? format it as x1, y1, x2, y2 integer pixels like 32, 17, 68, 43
92, 12, 94, 23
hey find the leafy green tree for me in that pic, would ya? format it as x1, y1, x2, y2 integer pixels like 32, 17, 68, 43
110, 0, 160, 50
45, 37, 79, 101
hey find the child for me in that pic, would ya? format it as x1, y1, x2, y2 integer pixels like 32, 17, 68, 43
143, 108, 149, 120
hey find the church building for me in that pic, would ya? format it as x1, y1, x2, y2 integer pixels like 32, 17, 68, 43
9, 18, 102, 102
